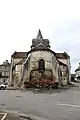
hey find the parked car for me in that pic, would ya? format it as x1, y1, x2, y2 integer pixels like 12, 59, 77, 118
0, 84, 7, 90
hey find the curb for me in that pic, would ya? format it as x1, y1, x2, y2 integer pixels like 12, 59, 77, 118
6, 88, 22, 90
18, 113, 47, 120
1, 109, 47, 120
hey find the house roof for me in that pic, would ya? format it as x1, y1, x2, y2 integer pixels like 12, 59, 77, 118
31, 42, 50, 50
11, 51, 27, 58
0, 63, 10, 66
27, 48, 56, 56
0, 61, 10, 66
56, 52, 70, 59
75, 67, 80, 72
58, 59, 67, 66
75, 63, 80, 72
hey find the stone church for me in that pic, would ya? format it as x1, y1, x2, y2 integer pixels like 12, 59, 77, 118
10, 30, 71, 88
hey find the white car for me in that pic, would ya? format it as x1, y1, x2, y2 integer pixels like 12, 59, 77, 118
0, 84, 7, 90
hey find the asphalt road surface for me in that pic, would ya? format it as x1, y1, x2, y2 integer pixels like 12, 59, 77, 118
0, 86, 80, 120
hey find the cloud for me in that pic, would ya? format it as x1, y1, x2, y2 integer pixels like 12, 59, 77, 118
51, 20, 80, 73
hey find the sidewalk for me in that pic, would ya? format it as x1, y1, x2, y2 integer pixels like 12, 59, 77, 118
0, 111, 22, 120
6, 114, 22, 120
0, 110, 46, 120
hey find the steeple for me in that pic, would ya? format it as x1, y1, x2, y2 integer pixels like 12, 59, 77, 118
31, 29, 50, 49
36, 29, 43, 39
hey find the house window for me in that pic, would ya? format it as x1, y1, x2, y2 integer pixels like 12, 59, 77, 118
0, 72, 2, 77
3, 79, 6, 83
39, 59, 45, 71
2, 66, 5, 69
2, 72, 4, 76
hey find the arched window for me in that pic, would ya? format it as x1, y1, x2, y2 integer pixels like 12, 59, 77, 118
39, 59, 45, 71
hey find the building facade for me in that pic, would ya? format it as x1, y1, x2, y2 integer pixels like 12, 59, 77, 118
10, 52, 26, 86
75, 63, 80, 81
10, 30, 71, 88
56, 53, 71, 84
0, 60, 10, 85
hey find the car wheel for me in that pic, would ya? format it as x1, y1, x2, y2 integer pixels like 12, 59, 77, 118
0, 87, 4, 90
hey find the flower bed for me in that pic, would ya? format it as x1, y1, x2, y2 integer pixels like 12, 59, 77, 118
24, 79, 57, 88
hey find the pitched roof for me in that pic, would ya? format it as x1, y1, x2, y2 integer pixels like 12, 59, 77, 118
0, 63, 10, 67
27, 48, 56, 56
0, 60, 10, 66
75, 63, 80, 72
31, 29, 50, 48
32, 43, 49, 50
75, 67, 80, 72
11, 51, 27, 58
56, 52, 70, 59
58, 59, 67, 66
36, 29, 43, 39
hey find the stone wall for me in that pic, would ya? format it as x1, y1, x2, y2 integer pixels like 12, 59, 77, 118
10, 57, 23, 86
22, 50, 60, 84
58, 58, 71, 83
14, 64, 22, 87
60, 65, 68, 85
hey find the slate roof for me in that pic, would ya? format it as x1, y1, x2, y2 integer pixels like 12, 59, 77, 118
56, 52, 70, 59
36, 29, 43, 39
75, 67, 80, 72
0, 60, 10, 66
27, 47, 56, 56
11, 51, 27, 58
58, 59, 67, 66
0, 63, 10, 66
31, 29, 50, 48
32, 43, 49, 50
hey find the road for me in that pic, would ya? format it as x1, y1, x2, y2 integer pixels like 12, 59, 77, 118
0, 86, 80, 120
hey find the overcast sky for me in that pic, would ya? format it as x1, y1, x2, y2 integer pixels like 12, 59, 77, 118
0, 0, 80, 73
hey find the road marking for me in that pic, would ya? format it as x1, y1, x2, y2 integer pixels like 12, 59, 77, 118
0, 113, 7, 120
58, 103, 80, 108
